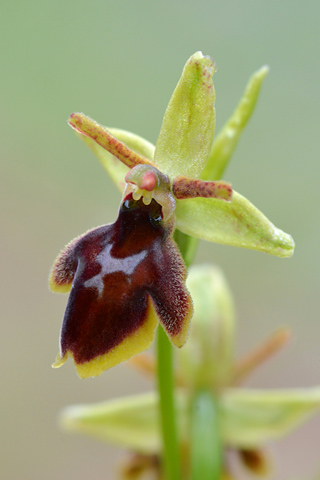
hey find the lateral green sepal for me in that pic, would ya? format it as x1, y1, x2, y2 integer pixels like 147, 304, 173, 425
175, 191, 294, 258
60, 387, 320, 452
59, 392, 188, 455
220, 387, 320, 447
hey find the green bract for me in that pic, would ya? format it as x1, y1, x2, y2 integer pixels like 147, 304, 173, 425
69, 51, 294, 258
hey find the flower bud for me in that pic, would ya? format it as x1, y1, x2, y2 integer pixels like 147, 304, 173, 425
177, 264, 235, 389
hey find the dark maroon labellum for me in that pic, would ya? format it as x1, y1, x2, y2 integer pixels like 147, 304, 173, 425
52, 195, 192, 369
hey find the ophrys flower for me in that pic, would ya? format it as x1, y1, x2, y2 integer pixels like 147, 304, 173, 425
49, 52, 294, 378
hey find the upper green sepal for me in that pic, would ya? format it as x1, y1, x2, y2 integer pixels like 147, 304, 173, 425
154, 51, 216, 180
201, 66, 269, 181
175, 191, 294, 257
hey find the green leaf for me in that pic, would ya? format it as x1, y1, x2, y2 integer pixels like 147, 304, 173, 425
154, 51, 216, 180
60, 392, 188, 455
178, 265, 235, 389
220, 388, 320, 447
175, 191, 294, 258
201, 66, 269, 181
75, 127, 155, 193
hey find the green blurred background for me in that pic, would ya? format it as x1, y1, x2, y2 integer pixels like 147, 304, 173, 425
1, 1, 319, 479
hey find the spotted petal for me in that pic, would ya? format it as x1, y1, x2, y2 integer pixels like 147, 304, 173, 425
50, 196, 192, 378
175, 191, 294, 257
172, 176, 232, 201
69, 114, 155, 192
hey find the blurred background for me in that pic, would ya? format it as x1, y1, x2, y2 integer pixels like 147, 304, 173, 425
1, 1, 319, 479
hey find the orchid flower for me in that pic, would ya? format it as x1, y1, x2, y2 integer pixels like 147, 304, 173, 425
49, 52, 294, 379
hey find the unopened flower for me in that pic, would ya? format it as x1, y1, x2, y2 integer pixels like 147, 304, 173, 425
49, 52, 294, 378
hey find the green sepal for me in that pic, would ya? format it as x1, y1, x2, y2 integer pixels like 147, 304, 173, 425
75, 127, 155, 192
60, 387, 320, 453
201, 66, 269, 181
174, 191, 294, 258
60, 392, 188, 455
220, 387, 320, 447
178, 265, 235, 389
154, 51, 216, 180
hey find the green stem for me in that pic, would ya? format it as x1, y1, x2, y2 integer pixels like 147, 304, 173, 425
157, 326, 181, 480
191, 390, 222, 480
157, 231, 223, 480
174, 230, 199, 268
156, 230, 196, 480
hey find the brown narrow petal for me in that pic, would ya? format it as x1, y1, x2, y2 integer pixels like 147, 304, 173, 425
233, 328, 291, 385
172, 176, 232, 201
69, 113, 156, 169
